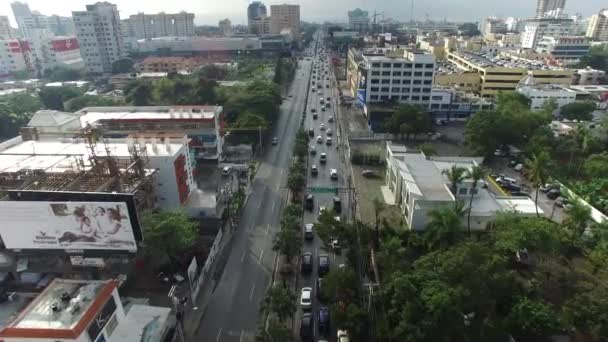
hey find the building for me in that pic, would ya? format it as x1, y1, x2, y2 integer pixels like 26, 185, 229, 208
10, 1, 31, 21
219, 19, 233, 36
247, 1, 268, 32
72, 2, 125, 74
11, 2, 74, 39
251, 16, 271, 35
586, 9, 608, 41
517, 74, 577, 109
384, 142, 541, 231
124, 12, 195, 39
136, 56, 205, 73
270, 4, 300, 38
0, 279, 176, 342
428, 87, 495, 120
0, 39, 33, 76
574, 67, 606, 85
135, 36, 271, 57
26, 31, 84, 73
535, 36, 590, 65
536, 0, 567, 18
348, 8, 369, 32
571, 13, 590, 35
0, 16, 13, 39
505, 17, 524, 32
521, 18, 573, 49
482, 18, 507, 36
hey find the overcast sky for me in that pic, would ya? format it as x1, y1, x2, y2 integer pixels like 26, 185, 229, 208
1, 0, 605, 26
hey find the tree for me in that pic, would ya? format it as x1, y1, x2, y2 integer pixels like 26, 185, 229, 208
44, 66, 83, 82
424, 202, 465, 250
0, 92, 42, 138
507, 297, 561, 340
384, 104, 431, 140
111, 58, 134, 74
492, 214, 561, 256
256, 318, 294, 342
38, 86, 84, 111
465, 165, 485, 236
442, 165, 467, 196
583, 153, 608, 178
458, 22, 481, 36
194, 77, 219, 104
578, 45, 608, 72
141, 209, 198, 264
330, 303, 368, 341
125, 81, 154, 106
13, 70, 31, 80
372, 197, 385, 248
419, 143, 437, 157
260, 284, 297, 321
272, 228, 301, 263
560, 101, 596, 121
64, 95, 125, 112
526, 151, 551, 217
321, 267, 359, 303
198, 64, 228, 80
563, 199, 591, 237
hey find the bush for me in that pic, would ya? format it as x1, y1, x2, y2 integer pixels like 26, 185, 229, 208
351, 151, 385, 166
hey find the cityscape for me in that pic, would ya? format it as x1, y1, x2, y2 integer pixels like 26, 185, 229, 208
0, 0, 606, 342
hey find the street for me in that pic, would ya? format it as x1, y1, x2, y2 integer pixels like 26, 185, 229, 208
192, 53, 314, 341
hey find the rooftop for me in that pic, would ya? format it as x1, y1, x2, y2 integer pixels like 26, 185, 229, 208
450, 50, 569, 71
112, 304, 172, 342
75, 106, 220, 128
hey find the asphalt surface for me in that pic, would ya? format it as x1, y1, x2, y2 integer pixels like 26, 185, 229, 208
193, 51, 314, 341
295, 32, 351, 342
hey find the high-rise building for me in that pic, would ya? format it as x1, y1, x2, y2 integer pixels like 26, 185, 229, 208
11, 1, 74, 38
348, 8, 369, 32
270, 4, 300, 38
0, 39, 33, 75
521, 18, 573, 49
123, 12, 195, 40
251, 17, 271, 35
536, 0, 566, 18
482, 18, 508, 36
586, 9, 608, 41
72, 2, 124, 74
248, 1, 268, 30
0, 16, 13, 39
10, 1, 31, 22
219, 19, 233, 36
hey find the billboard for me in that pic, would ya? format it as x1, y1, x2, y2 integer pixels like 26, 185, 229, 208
0, 201, 137, 251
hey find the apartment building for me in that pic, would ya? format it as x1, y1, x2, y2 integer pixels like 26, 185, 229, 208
586, 9, 608, 41
251, 16, 271, 35
0, 16, 13, 39
137, 56, 205, 73
535, 36, 590, 65
248, 1, 268, 31
11, 2, 74, 39
521, 18, 573, 49
219, 19, 233, 36
72, 2, 125, 74
574, 67, 605, 85
30, 34, 84, 72
536, 0, 566, 18
348, 8, 369, 32
270, 4, 300, 38
0, 39, 33, 76
482, 18, 508, 36
124, 11, 195, 39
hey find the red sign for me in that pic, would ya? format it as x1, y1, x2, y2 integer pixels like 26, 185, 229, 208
8, 40, 29, 53
51, 38, 80, 52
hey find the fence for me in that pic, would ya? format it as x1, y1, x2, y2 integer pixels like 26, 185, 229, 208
193, 228, 224, 300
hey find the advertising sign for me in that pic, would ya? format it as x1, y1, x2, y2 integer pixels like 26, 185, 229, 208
357, 89, 366, 106
51, 38, 80, 52
0, 201, 137, 251
87, 296, 117, 341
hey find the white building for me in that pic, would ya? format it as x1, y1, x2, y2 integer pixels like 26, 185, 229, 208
0, 38, 33, 76
27, 30, 84, 73
535, 36, 590, 65
11, 2, 74, 39
0, 279, 175, 342
384, 142, 542, 231
0, 16, 13, 39
536, 0, 566, 19
219, 19, 233, 36
521, 18, 573, 49
586, 9, 608, 41
136, 36, 263, 54
348, 8, 369, 32
574, 67, 606, 85
482, 18, 507, 36
72, 2, 125, 74
123, 11, 195, 39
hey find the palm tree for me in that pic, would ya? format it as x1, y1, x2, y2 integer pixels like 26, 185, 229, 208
442, 165, 467, 196
526, 151, 551, 218
424, 202, 466, 250
564, 199, 591, 237
465, 165, 485, 236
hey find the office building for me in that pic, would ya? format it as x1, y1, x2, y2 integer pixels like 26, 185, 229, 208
573, 67, 606, 85
0, 16, 13, 39
571, 13, 590, 35
270, 4, 300, 38
219, 19, 233, 36
248, 1, 268, 32
482, 18, 507, 36
124, 12, 195, 39
536, 0, 566, 18
348, 8, 369, 32
251, 16, 271, 35
505, 17, 524, 32
535, 36, 590, 65
586, 9, 608, 41
72, 2, 125, 74
521, 18, 573, 49
0, 39, 33, 76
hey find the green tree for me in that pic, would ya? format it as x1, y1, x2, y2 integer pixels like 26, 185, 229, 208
44, 66, 83, 82
64, 95, 125, 112
330, 303, 368, 341
256, 318, 294, 342
424, 202, 465, 250
125, 81, 154, 106
465, 165, 485, 236
111, 58, 134, 74
38, 86, 84, 111
578, 45, 608, 72
561, 286, 608, 339
0, 92, 42, 138
492, 214, 561, 256
272, 227, 301, 263
563, 199, 591, 237
235, 112, 268, 128
583, 153, 608, 178
198, 64, 228, 80
442, 165, 467, 196
384, 104, 432, 140
526, 151, 551, 218
321, 267, 359, 303
141, 209, 198, 264
372, 197, 385, 248
13, 70, 31, 80
560, 101, 596, 121
194, 77, 219, 104
260, 284, 297, 321
419, 143, 437, 157
507, 297, 561, 340
458, 22, 481, 36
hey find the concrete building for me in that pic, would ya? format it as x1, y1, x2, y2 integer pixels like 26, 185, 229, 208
270, 4, 300, 38
11, 2, 75, 39
136, 36, 264, 56
219, 19, 233, 36
72, 2, 125, 74
505, 17, 524, 32
536, 0, 567, 18
571, 13, 590, 35
482, 18, 507, 36
251, 16, 271, 35
428, 87, 494, 120
247, 1, 268, 32
517, 84, 577, 109
136, 56, 205, 73
124, 12, 195, 39
586, 9, 608, 41
0, 279, 176, 342
384, 142, 541, 231
0, 39, 33, 76
0, 16, 13, 39
535, 36, 590, 65
348, 8, 369, 32
574, 67, 606, 85
521, 18, 573, 49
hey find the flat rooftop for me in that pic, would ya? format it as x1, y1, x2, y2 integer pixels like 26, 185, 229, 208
112, 304, 171, 342
79, 109, 216, 128
395, 152, 454, 202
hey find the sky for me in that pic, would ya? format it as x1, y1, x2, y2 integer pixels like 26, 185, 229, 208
0, 0, 605, 26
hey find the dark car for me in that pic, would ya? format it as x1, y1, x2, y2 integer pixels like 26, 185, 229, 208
318, 306, 330, 334
547, 189, 561, 200
305, 194, 314, 211
333, 196, 342, 213
301, 252, 313, 274
308, 128, 315, 137
318, 254, 330, 275
300, 313, 313, 340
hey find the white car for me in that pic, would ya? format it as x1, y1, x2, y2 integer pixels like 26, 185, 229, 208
317, 135, 323, 143
300, 287, 313, 308
320, 123, 326, 130
326, 129, 332, 136
330, 169, 338, 180
337, 329, 349, 342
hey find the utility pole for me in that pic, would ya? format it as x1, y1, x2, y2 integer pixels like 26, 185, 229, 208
258, 126, 263, 155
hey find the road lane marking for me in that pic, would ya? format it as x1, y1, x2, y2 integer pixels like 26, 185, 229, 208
259, 249, 265, 263
239, 330, 244, 342
241, 250, 246, 263
275, 183, 280, 192
265, 224, 271, 236
249, 283, 256, 301
216, 328, 222, 342
271, 202, 275, 213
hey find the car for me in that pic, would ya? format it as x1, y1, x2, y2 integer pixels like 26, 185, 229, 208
317, 136, 323, 143
221, 166, 232, 176
337, 329, 350, 342
305, 194, 314, 211
326, 96, 331, 101
331, 239, 342, 254
321, 107, 326, 112
301, 252, 313, 274
514, 163, 524, 172
547, 189, 561, 200
540, 183, 554, 193
320, 123, 326, 130
510, 191, 530, 197
272, 137, 278, 145
311, 165, 318, 176
310, 146, 317, 155
326, 129, 333, 136
313, 112, 318, 119
311, 108, 317, 113
318, 254, 330, 275
300, 313, 313, 339
555, 196, 569, 208
318, 307, 330, 333
326, 84, 329, 88
362, 169, 378, 178
311, 89, 316, 93
308, 128, 315, 137
325, 102, 331, 108
300, 287, 313, 308
304, 223, 314, 241
328, 116, 334, 123
326, 137, 333, 145
319, 206, 327, 217
330, 169, 338, 180
320, 153, 327, 163
333, 196, 341, 213
494, 149, 507, 157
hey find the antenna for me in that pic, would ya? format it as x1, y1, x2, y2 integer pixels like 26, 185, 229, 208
410, 0, 414, 24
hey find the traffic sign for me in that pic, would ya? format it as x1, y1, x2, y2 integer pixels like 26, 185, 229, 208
309, 187, 337, 193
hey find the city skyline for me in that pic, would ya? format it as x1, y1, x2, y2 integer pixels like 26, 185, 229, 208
1, 0, 606, 27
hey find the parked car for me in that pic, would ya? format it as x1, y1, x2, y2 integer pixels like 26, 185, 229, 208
221, 166, 232, 176
337, 329, 350, 342
318, 306, 330, 334
362, 169, 378, 178
514, 163, 524, 172
333, 196, 342, 213
301, 252, 313, 274
300, 287, 313, 309
318, 254, 330, 275
547, 189, 561, 200
304, 223, 314, 241
300, 313, 313, 340
539, 183, 553, 193
305, 194, 314, 211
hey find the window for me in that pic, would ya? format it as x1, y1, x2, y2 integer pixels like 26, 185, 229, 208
424, 80, 432, 85
412, 96, 420, 101
426, 63, 434, 68
381, 87, 390, 92
404, 63, 412, 68
424, 72, 433, 77
393, 63, 402, 68
414, 63, 423, 68
401, 95, 410, 100
431, 96, 443, 101
392, 87, 401, 92
391, 95, 399, 100
382, 71, 391, 76
401, 88, 409, 93
393, 71, 402, 76
458, 188, 468, 195
371, 71, 380, 76
370, 95, 379, 100
412, 88, 421, 92
413, 80, 422, 84
382, 63, 391, 68
431, 103, 440, 109
371, 79, 379, 84
422, 88, 431, 93
381, 79, 390, 84
414, 72, 422, 76
422, 96, 430, 101
371, 87, 379, 91
372, 63, 380, 67
380, 95, 389, 100
392, 79, 401, 84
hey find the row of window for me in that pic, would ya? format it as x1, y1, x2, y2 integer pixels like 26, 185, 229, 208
370, 87, 432, 93
371, 62, 434, 69
370, 79, 432, 85
371, 71, 434, 77
370, 95, 431, 101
